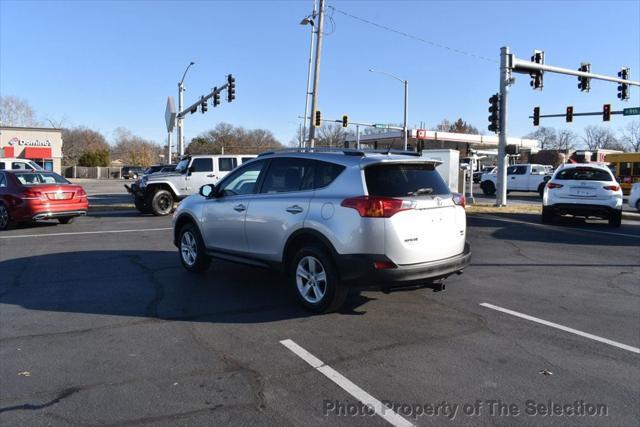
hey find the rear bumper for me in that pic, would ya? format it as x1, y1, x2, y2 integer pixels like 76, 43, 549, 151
546, 203, 621, 218
336, 243, 471, 287
32, 210, 87, 220
12, 200, 89, 221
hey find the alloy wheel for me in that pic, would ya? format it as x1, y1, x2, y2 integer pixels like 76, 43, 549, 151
180, 231, 198, 266
296, 256, 327, 304
0, 205, 8, 229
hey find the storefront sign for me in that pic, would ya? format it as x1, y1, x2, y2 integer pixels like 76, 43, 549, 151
7, 137, 52, 147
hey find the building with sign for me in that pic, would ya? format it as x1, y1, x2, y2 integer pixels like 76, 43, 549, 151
0, 126, 63, 173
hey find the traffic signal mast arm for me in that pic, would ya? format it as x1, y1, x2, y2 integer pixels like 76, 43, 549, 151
177, 75, 235, 119
297, 116, 404, 130
511, 57, 640, 87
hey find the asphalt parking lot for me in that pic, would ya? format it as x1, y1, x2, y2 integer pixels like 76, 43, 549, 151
1, 204, 639, 425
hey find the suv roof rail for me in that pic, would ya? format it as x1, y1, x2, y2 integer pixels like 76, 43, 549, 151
258, 147, 421, 157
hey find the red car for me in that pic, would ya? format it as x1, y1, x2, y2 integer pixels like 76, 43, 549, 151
0, 170, 89, 230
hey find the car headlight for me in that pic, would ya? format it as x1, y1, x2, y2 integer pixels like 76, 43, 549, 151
139, 176, 148, 187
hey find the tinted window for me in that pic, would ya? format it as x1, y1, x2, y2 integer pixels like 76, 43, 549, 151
261, 158, 314, 194
634, 162, 640, 176
555, 168, 613, 181
218, 157, 237, 172
15, 172, 69, 185
314, 160, 345, 189
0, 173, 6, 187
0, 163, 4, 170
365, 163, 450, 197
507, 166, 527, 175
191, 158, 213, 172
619, 162, 632, 177
241, 157, 255, 164
12, 162, 29, 170
219, 160, 265, 196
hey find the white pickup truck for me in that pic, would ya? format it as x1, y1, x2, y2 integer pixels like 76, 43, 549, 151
480, 164, 553, 197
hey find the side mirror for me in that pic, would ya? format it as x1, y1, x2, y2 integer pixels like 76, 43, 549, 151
187, 165, 195, 176
199, 184, 215, 198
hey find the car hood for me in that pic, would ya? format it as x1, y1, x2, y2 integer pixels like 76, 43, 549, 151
146, 171, 184, 181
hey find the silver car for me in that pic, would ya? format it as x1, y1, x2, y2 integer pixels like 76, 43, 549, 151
172, 149, 471, 313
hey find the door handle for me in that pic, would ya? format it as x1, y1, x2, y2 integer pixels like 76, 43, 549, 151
510, 177, 516, 179
286, 205, 304, 214
234, 204, 246, 212
207, 174, 216, 178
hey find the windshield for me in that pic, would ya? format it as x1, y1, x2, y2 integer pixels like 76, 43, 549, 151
175, 158, 190, 173
365, 163, 451, 197
15, 172, 70, 185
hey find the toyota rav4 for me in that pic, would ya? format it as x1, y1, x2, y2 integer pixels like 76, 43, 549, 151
172, 149, 471, 313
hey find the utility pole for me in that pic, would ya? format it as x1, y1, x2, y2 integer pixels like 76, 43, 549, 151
177, 61, 195, 157
496, 47, 511, 207
167, 132, 172, 164
300, 0, 317, 148
308, 0, 325, 148
403, 79, 409, 150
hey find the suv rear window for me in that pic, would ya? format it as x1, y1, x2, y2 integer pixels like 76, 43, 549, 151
555, 168, 613, 181
365, 163, 450, 197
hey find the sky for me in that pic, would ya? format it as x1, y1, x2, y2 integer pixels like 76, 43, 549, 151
1, 0, 639, 148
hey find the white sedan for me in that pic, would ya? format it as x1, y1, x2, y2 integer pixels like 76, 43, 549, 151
542, 164, 623, 227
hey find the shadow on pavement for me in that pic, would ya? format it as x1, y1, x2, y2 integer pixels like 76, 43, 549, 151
0, 250, 372, 323
468, 212, 640, 247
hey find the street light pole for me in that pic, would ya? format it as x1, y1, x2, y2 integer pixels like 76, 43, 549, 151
369, 68, 409, 150
300, 1, 317, 148
308, 0, 325, 148
177, 61, 195, 157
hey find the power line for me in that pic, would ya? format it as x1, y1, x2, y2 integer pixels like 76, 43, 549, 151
328, 5, 497, 64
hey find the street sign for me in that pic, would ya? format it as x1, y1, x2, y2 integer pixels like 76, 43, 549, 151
416, 129, 427, 139
165, 96, 176, 132
373, 123, 388, 129
623, 107, 640, 116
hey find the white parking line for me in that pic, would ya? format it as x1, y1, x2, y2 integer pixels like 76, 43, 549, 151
472, 214, 640, 239
480, 303, 640, 354
280, 339, 414, 427
0, 228, 172, 240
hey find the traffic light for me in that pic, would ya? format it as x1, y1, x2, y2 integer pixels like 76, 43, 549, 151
577, 63, 591, 92
342, 115, 348, 128
314, 110, 321, 127
566, 106, 573, 123
618, 67, 629, 101
529, 50, 544, 90
227, 74, 236, 102
200, 96, 207, 113
533, 106, 540, 126
213, 87, 220, 107
488, 94, 500, 133
603, 104, 611, 122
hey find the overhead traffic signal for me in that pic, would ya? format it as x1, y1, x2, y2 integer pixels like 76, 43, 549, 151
618, 67, 629, 101
341, 115, 348, 128
488, 94, 500, 133
227, 74, 236, 102
577, 63, 591, 92
200, 96, 207, 113
603, 104, 611, 122
213, 87, 220, 107
314, 110, 321, 127
566, 106, 573, 123
533, 106, 540, 126
529, 50, 545, 90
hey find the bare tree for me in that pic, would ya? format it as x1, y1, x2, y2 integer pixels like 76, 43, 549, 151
316, 123, 348, 147
186, 123, 283, 155
0, 96, 41, 127
62, 127, 110, 166
432, 119, 452, 132
525, 127, 557, 150
111, 127, 162, 167
620, 121, 640, 152
432, 118, 479, 134
290, 125, 305, 147
582, 125, 621, 150
554, 129, 578, 151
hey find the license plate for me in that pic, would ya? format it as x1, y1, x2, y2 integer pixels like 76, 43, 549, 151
570, 188, 594, 197
48, 192, 72, 200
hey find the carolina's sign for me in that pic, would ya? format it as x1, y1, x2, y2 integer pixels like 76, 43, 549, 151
6, 137, 52, 147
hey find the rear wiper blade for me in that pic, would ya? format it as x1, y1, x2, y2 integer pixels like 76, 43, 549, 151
408, 187, 433, 196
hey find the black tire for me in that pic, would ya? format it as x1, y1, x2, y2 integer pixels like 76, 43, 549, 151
481, 181, 496, 196
608, 211, 622, 228
289, 244, 347, 314
58, 217, 75, 224
134, 196, 152, 214
542, 206, 554, 224
538, 184, 545, 198
149, 189, 174, 216
178, 222, 211, 273
0, 203, 15, 231
636, 200, 640, 212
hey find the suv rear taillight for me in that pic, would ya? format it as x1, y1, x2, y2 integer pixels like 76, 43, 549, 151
452, 193, 466, 208
547, 182, 563, 189
341, 196, 413, 218
603, 185, 620, 191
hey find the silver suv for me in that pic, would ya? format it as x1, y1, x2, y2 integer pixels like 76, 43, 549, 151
172, 149, 471, 313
